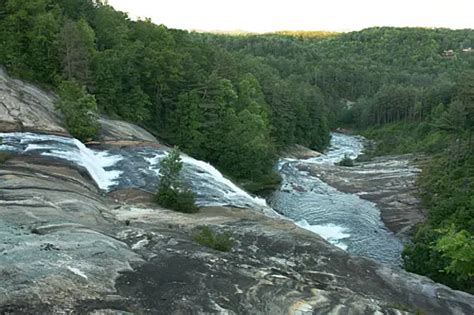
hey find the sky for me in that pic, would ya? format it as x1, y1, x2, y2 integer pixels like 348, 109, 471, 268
108, 0, 474, 33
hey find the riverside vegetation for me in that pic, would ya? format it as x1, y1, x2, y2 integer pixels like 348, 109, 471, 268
0, 0, 473, 292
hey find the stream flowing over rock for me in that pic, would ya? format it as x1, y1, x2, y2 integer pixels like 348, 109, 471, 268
270, 133, 404, 266
0, 132, 274, 216
1, 68, 473, 314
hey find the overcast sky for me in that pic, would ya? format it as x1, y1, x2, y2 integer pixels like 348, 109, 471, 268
108, 0, 474, 33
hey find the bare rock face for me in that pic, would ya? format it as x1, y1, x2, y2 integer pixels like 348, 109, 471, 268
0, 68, 161, 144
0, 155, 473, 315
96, 118, 160, 145
0, 156, 142, 313
0, 68, 66, 134
0, 68, 473, 314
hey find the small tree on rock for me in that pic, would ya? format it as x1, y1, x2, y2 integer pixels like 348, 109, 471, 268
154, 147, 198, 213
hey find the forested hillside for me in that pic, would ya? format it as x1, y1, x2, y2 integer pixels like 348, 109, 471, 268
0, 0, 473, 292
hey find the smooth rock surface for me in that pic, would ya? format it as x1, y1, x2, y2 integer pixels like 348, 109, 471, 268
282, 144, 322, 160
96, 118, 160, 145
0, 68, 161, 144
298, 155, 425, 238
0, 68, 66, 134
0, 155, 473, 314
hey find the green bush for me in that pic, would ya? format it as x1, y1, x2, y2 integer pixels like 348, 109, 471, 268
154, 186, 198, 213
193, 226, 233, 252
55, 80, 99, 142
0, 152, 11, 164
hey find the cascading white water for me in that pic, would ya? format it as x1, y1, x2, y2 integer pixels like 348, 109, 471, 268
0, 132, 276, 215
138, 151, 276, 216
306, 133, 365, 164
180, 155, 269, 208
1, 132, 122, 190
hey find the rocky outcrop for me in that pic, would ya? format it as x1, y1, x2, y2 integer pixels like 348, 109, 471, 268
0, 154, 473, 314
96, 118, 160, 146
0, 68, 66, 134
282, 144, 322, 160
298, 155, 425, 238
0, 68, 161, 145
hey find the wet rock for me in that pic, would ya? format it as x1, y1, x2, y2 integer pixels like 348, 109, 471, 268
0, 69, 472, 314
298, 155, 425, 239
1, 152, 472, 314
282, 144, 322, 160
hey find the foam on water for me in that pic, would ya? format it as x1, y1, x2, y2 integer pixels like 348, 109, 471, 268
270, 132, 404, 266
143, 151, 275, 214
181, 155, 269, 208
306, 133, 364, 165
0, 132, 122, 190
296, 219, 349, 250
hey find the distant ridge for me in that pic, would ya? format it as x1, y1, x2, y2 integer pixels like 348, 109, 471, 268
190, 29, 259, 35
191, 29, 339, 37
270, 30, 339, 37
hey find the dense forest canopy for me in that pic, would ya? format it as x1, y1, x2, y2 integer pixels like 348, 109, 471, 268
0, 0, 473, 292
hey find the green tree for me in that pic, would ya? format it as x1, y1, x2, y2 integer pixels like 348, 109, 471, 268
155, 147, 198, 213
0, 0, 61, 83
55, 80, 99, 141
434, 226, 474, 282
170, 91, 206, 158
58, 18, 96, 86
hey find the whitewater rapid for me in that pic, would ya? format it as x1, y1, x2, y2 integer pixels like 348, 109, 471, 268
270, 133, 404, 266
0, 132, 275, 215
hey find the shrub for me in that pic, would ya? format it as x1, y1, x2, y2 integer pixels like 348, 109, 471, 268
337, 153, 355, 167
154, 147, 198, 213
193, 226, 233, 252
0, 152, 11, 164
154, 186, 198, 213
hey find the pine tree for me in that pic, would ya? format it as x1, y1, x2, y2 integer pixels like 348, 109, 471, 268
155, 147, 198, 213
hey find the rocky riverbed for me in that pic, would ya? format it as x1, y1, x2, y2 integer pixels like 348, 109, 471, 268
1, 68, 474, 314
297, 154, 425, 239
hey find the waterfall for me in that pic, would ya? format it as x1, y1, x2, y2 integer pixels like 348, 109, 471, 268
0, 132, 276, 215
1, 132, 122, 190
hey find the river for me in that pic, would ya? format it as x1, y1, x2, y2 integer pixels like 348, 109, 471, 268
269, 133, 403, 266
0, 132, 403, 266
